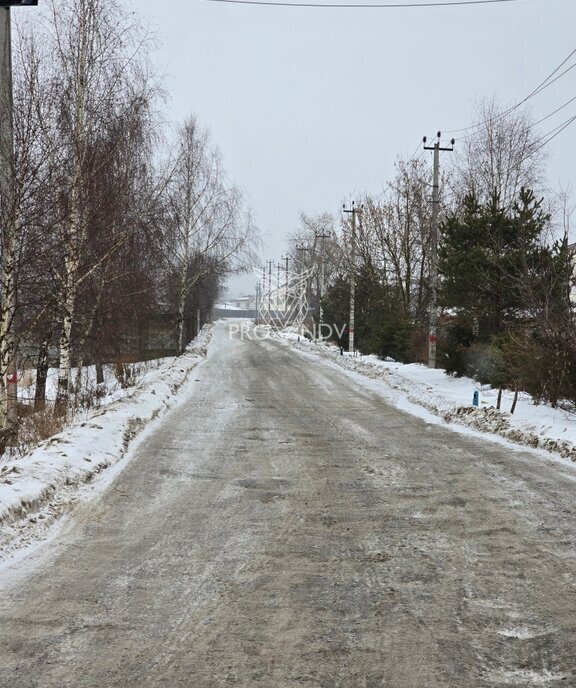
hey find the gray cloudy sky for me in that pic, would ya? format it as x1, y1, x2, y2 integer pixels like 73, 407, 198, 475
126, 0, 575, 295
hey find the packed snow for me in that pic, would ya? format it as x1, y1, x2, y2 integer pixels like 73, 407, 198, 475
273, 326, 576, 464
4, 318, 576, 571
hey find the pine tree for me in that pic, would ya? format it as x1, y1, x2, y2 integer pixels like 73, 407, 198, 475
438, 188, 552, 377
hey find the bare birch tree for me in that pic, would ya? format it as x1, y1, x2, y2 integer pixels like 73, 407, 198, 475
25, 0, 157, 414
0, 0, 255, 445
168, 117, 257, 354
0, 19, 52, 441
286, 212, 339, 313
453, 97, 546, 210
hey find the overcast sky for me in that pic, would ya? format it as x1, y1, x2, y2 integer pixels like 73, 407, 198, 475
124, 0, 575, 295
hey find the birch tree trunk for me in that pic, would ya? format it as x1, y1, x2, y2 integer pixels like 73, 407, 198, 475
54, 2, 90, 415
175, 222, 191, 355
176, 262, 187, 355
0, 219, 17, 434
55, 182, 82, 415
0, 7, 18, 442
55, 276, 76, 413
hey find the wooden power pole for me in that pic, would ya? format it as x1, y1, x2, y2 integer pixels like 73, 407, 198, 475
315, 231, 330, 326
423, 132, 454, 368
343, 203, 361, 354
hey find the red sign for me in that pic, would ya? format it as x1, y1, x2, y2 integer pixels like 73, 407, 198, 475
6, 372, 17, 384
428, 335, 437, 343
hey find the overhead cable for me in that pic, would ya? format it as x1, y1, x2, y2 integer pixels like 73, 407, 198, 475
200, 0, 518, 8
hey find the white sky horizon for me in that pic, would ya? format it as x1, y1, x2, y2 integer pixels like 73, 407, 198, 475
126, 0, 575, 298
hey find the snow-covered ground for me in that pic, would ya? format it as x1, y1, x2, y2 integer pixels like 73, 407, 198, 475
18, 356, 174, 408
4, 318, 576, 570
0, 326, 214, 565
274, 327, 576, 463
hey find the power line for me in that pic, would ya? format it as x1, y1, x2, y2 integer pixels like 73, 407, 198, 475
406, 140, 423, 164
419, 50, 576, 171
532, 95, 576, 128
454, 65, 576, 144
456, 100, 576, 158
539, 115, 576, 150
200, 0, 518, 8
408, 146, 427, 165
446, 46, 576, 136
479, 111, 576, 180
532, 113, 576, 154
451, 88, 576, 157
527, 47, 576, 101
408, 99, 576, 208
455, 65, 576, 143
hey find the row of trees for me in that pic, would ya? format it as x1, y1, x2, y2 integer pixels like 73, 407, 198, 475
287, 100, 576, 408
0, 0, 257, 444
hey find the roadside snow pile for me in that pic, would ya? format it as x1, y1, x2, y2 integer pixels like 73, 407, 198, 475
0, 327, 213, 558
275, 329, 576, 462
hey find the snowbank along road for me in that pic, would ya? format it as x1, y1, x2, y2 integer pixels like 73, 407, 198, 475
1, 322, 576, 687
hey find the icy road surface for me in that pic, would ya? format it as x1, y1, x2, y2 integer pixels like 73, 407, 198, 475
1, 323, 576, 687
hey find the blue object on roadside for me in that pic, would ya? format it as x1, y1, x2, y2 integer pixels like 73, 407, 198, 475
472, 390, 479, 407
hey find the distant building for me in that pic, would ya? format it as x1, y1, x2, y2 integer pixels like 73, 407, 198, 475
212, 294, 257, 320
229, 294, 257, 310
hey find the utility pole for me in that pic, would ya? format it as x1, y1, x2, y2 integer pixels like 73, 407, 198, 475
260, 265, 264, 320
296, 245, 308, 330
423, 132, 454, 368
343, 203, 360, 353
259, 265, 266, 323
276, 262, 281, 313
267, 260, 273, 320
282, 254, 291, 316
315, 231, 330, 325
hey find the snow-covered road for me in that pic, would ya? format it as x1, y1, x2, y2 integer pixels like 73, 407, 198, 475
1, 322, 575, 687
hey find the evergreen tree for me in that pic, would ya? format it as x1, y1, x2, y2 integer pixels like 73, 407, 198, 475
438, 188, 552, 376
323, 267, 417, 362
